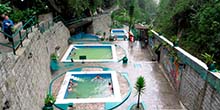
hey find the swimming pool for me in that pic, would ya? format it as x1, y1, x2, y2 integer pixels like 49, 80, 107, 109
55, 71, 121, 104
61, 44, 117, 62
69, 32, 99, 41
111, 29, 128, 39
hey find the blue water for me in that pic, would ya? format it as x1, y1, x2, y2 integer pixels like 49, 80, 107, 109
70, 32, 99, 41
112, 30, 125, 33
66, 45, 113, 60
112, 30, 127, 39
64, 74, 113, 99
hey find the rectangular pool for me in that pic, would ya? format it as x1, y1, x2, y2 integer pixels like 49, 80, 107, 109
111, 29, 128, 39
55, 71, 121, 104
61, 44, 117, 62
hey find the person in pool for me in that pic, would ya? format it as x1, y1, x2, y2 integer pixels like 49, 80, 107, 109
68, 85, 73, 92
108, 82, 113, 93
68, 80, 78, 92
91, 75, 104, 81
69, 80, 78, 87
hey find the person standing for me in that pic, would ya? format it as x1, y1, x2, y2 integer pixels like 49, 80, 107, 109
2, 14, 14, 42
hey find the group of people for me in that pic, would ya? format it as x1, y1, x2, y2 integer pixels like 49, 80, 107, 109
92, 75, 113, 93
0, 14, 14, 43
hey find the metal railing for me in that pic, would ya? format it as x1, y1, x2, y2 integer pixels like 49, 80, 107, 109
53, 15, 86, 26
0, 16, 37, 54
0, 15, 89, 55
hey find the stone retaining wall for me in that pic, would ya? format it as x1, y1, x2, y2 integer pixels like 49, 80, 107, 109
0, 21, 70, 110
88, 14, 112, 37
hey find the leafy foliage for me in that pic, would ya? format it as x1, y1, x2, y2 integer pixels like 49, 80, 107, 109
134, 76, 146, 108
0, 2, 12, 14
1, 1, 48, 23
128, 1, 134, 31
68, 0, 90, 17
112, 0, 157, 25
10, 8, 39, 24
111, 8, 130, 24
155, 0, 220, 69
50, 53, 59, 61
44, 94, 55, 106
89, 0, 103, 13
201, 53, 215, 65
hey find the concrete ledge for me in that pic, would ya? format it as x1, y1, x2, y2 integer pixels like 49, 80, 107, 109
104, 73, 132, 110
127, 102, 147, 110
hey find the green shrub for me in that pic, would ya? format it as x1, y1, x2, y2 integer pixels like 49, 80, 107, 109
10, 10, 24, 23
201, 53, 215, 65
0, 2, 12, 15
50, 53, 59, 61
100, 37, 105, 41
44, 94, 55, 106
96, 31, 102, 35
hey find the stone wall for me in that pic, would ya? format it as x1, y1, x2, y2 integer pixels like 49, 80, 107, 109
0, 21, 70, 110
179, 66, 206, 110
202, 85, 220, 110
88, 14, 112, 37
38, 13, 53, 22
149, 30, 220, 110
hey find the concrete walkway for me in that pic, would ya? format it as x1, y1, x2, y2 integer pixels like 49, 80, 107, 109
113, 41, 184, 110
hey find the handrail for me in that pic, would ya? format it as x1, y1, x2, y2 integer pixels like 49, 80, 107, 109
53, 15, 88, 26
0, 15, 88, 55
0, 30, 12, 38
12, 16, 36, 38
0, 16, 36, 54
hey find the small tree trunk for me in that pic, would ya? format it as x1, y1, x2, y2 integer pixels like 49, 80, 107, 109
137, 91, 141, 108
129, 17, 132, 32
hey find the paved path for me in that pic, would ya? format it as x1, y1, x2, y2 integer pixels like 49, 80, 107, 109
0, 30, 27, 53
114, 41, 184, 110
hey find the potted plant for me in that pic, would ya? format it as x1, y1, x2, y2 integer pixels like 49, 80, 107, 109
201, 53, 216, 71
171, 36, 179, 47
43, 94, 55, 110
50, 53, 58, 61
109, 36, 114, 41
129, 76, 146, 110
95, 31, 101, 36
100, 37, 105, 41
167, 49, 185, 68
122, 56, 128, 64
155, 29, 162, 35
148, 30, 154, 38
168, 49, 177, 62
50, 53, 59, 72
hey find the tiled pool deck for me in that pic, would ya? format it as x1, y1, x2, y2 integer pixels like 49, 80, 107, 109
52, 41, 184, 110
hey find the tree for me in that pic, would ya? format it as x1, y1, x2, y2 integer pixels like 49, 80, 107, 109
68, 0, 89, 17
134, 76, 146, 108
128, 0, 134, 31
0, 2, 12, 14
89, 0, 103, 13
112, 0, 157, 27
155, 0, 220, 69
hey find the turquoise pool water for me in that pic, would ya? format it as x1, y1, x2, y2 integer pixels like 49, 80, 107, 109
67, 46, 112, 60
61, 44, 117, 62
69, 32, 99, 41
55, 71, 121, 105
111, 29, 127, 39
112, 30, 125, 34
65, 74, 113, 99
